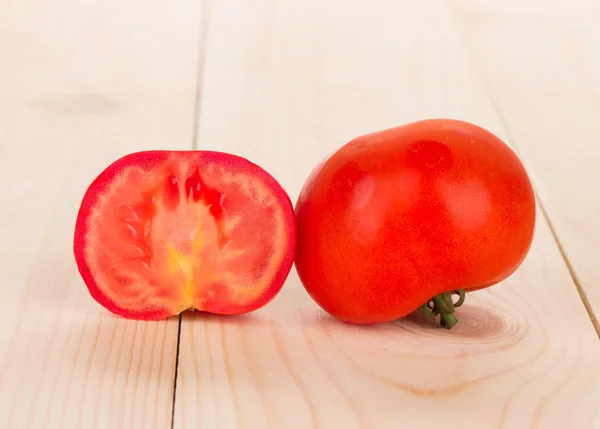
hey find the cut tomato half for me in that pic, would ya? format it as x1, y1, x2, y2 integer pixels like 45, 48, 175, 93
74, 151, 296, 320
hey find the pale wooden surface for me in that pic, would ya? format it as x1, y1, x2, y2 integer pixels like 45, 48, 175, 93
1, 1, 599, 428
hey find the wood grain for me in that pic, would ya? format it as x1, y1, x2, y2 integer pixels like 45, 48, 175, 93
448, 0, 600, 332
173, 1, 600, 428
0, 0, 204, 427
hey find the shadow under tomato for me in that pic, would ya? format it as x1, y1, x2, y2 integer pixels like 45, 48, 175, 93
395, 303, 514, 340
289, 300, 516, 345
180, 309, 276, 327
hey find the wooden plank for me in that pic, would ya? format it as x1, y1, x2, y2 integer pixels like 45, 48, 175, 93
173, 1, 600, 428
0, 0, 204, 427
448, 0, 600, 331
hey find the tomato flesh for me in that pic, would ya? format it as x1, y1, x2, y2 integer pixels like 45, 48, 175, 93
74, 151, 295, 320
295, 119, 536, 325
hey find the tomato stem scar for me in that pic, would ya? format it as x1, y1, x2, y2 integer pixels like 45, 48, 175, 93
418, 289, 466, 329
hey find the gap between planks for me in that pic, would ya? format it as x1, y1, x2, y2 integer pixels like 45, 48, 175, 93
191, 0, 213, 151
170, 1, 213, 427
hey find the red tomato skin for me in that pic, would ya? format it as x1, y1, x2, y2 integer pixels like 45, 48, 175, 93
74, 150, 296, 320
295, 119, 536, 325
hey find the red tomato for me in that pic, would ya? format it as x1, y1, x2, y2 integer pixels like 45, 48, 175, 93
74, 151, 295, 320
295, 119, 536, 328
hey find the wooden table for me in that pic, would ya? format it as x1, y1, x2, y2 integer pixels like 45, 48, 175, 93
1, 1, 599, 428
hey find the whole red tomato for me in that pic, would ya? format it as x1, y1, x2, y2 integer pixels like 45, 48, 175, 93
294, 119, 536, 328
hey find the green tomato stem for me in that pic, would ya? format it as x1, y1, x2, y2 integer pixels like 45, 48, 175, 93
419, 289, 466, 329
431, 292, 458, 329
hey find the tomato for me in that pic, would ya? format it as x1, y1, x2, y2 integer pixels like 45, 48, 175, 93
74, 151, 295, 320
295, 119, 536, 328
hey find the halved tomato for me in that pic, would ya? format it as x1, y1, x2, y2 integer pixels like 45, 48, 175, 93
74, 151, 296, 320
